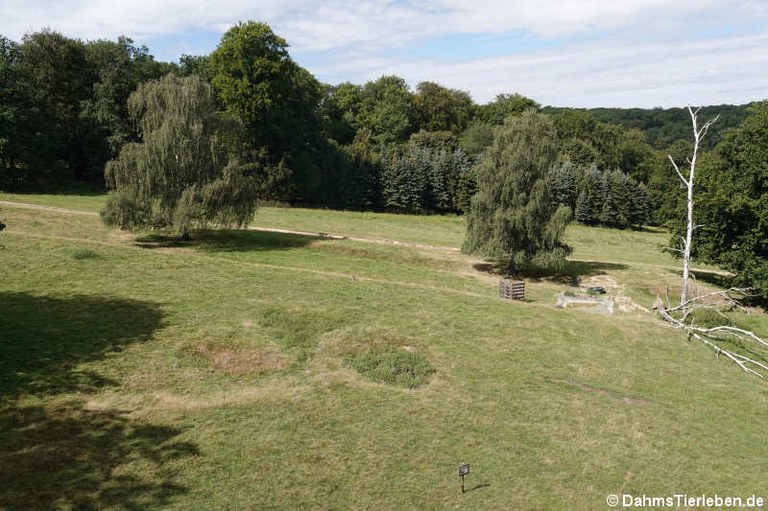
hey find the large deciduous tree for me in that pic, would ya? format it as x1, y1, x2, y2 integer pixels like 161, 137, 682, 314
79, 36, 171, 182
101, 74, 258, 239
413, 81, 475, 134
209, 21, 328, 203
694, 101, 768, 299
462, 110, 571, 272
357, 75, 414, 146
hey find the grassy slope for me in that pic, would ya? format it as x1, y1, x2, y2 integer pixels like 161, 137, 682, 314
0, 196, 766, 510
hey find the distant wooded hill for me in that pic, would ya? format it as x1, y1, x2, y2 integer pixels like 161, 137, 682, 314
543, 104, 752, 150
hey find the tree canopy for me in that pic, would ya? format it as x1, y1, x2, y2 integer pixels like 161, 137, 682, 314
462, 110, 571, 272
101, 74, 258, 239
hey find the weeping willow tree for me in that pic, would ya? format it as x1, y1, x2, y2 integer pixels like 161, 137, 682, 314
462, 110, 572, 272
101, 74, 258, 239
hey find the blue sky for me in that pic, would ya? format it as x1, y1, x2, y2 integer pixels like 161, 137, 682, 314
2, 0, 767, 108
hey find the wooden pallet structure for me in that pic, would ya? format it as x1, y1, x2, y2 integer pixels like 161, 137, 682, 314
498, 279, 525, 300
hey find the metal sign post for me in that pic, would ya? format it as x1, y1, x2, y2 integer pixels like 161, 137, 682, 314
458, 463, 470, 494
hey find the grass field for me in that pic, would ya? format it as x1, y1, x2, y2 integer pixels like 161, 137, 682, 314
1, 194, 766, 510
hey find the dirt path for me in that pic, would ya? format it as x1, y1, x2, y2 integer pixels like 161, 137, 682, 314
2, 198, 726, 282
0, 200, 99, 216
0, 200, 459, 252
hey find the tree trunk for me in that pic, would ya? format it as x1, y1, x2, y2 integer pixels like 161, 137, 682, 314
668, 106, 718, 311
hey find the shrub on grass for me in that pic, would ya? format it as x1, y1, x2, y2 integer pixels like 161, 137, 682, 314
346, 348, 435, 388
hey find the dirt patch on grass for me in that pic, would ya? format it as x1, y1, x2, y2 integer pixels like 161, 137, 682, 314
581, 275, 650, 313
195, 344, 291, 375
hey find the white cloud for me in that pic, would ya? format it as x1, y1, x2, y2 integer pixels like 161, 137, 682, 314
328, 33, 768, 107
2, 0, 767, 107
3, 0, 757, 46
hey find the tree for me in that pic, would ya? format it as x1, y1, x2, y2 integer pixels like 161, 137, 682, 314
178, 54, 213, 82
12, 30, 95, 184
100, 74, 258, 239
320, 82, 362, 146
550, 162, 579, 212
357, 75, 414, 146
0, 35, 23, 185
209, 21, 324, 202
79, 36, 171, 182
212, 21, 302, 151
462, 110, 571, 272
629, 182, 651, 228
667, 106, 719, 308
459, 121, 495, 157
694, 101, 768, 299
413, 81, 475, 134
478, 93, 539, 125
575, 190, 591, 224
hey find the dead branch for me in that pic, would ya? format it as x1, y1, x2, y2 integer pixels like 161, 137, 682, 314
667, 287, 753, 319
655, 298, 768, 379
668, 154, 689, 186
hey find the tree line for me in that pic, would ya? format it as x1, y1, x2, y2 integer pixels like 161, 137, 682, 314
0, 23, 680, 221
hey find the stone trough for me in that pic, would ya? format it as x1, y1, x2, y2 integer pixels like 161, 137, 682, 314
555, 293, 614, 314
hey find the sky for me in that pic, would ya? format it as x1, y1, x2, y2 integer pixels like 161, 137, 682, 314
2, 0, 767, 108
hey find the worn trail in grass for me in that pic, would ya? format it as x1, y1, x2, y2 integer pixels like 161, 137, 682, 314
0, 197, 766, 510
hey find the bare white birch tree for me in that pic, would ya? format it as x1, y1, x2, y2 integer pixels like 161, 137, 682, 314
658, 106, 768, 379
667, 106, 719, 310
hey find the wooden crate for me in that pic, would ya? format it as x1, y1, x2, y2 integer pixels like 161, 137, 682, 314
499, 279, 525, 300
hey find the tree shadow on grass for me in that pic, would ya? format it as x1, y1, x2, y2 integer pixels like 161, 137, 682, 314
0, 401, 198, 511
542, 260, 630, 286
0, 292, 164, 399
133, 229, 319, 253
0, 293, 198, 510
664, 267, 733, 288
472, 260, 628, 286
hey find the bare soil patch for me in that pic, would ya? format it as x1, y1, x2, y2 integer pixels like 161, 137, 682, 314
195, 344, 291, 375
581, 275, 650, 313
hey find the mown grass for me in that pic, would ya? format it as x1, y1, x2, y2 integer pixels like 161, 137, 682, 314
0, 196, 766, 510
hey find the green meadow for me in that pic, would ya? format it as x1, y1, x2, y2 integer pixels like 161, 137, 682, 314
0, 194, 766, 510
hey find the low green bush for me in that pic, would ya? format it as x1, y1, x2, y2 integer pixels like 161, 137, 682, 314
346, 349, 435, 388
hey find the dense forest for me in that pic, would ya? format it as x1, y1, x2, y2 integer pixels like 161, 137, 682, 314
543, 104, 751, 150
1, 22, 765, 294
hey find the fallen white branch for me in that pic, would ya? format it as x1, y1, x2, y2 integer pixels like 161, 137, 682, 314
655, 298, 768, 379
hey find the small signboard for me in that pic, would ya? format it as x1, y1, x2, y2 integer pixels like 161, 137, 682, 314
459, 463, 470, 494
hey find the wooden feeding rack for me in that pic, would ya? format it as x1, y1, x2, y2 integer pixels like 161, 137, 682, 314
499, 279, 525, 300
